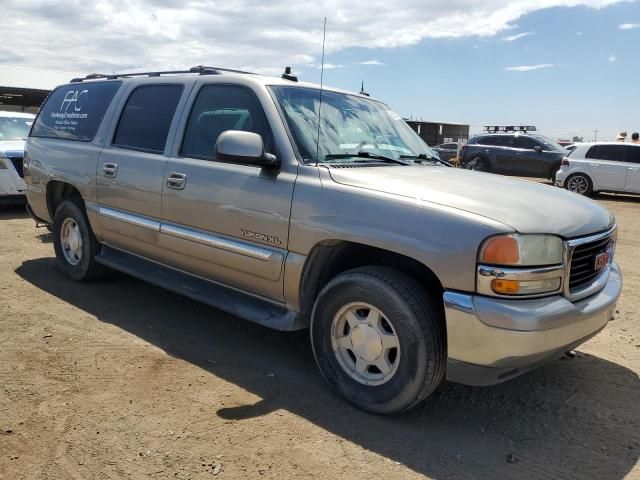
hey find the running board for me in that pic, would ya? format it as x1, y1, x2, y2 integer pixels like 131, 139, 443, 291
96, 245, 307, 331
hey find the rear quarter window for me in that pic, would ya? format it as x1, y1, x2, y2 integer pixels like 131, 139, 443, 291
585, 145, 626, 162
30, 81, 121, 142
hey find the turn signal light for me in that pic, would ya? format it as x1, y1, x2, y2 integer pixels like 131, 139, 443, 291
491, 279, 520, 294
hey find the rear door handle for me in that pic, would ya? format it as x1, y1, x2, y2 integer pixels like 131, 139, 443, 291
102, 163, 118, 177
628, 167, 640, 172
166, 172, 186, 190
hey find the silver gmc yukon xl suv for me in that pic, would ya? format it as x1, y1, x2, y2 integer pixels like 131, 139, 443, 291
24, 66, 621, 414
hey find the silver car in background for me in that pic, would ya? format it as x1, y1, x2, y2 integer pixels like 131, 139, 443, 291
432, 142, 459, 162
556, 142, 640, 196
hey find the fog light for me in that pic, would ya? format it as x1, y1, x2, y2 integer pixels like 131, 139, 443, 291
491, 279, 520, 294
491, 277, 561, 295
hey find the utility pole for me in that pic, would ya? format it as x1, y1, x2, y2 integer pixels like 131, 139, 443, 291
593, 128, 599, 142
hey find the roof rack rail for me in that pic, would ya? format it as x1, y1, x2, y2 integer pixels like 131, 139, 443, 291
483, 125, 537, 133
70, 65, 255, 83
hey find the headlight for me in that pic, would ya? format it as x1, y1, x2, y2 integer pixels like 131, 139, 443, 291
479, 234, 563, 266
477, 234, 565, 297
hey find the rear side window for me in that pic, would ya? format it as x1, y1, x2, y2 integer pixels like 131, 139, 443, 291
493, 135, 515, 147
474, 136, 494, 145
30, 81, 121, 141
113, 84, 183, 154
514, 136, 539, 150
585, 145, 626, 162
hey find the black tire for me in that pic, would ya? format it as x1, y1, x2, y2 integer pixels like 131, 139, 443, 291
466, 156, 488, 172
564, 173, 593, 196
310, 266, 446, 414
52, 200, 106, 281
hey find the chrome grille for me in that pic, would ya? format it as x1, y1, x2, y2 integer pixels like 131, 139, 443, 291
569, 235, 613, 290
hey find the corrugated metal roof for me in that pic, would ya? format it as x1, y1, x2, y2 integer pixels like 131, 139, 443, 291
0, 65, 81, 91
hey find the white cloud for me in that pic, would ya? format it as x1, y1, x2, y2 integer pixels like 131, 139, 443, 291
502, 31, 535, 41
608, 54, 617, 62
619, 23, 640, 29
357, 60, 385, 66
0, 0, 628, 75
576, 31, 583, 35
505, 63, 555, 71
317, 63, 343, 69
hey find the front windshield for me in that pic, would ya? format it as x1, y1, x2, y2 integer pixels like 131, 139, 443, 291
533, 134, 564, 151
269, 86, 437, 163
0, 116, 33, 141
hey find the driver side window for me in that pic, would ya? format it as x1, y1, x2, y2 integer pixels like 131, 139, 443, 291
181, 85, 275, 161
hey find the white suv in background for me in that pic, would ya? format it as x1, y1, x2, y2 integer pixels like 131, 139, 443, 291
556, 142, 640, 196
0, 111, 35, 200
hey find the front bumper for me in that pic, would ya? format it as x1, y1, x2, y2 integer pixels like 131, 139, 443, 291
444, 262, 622, 386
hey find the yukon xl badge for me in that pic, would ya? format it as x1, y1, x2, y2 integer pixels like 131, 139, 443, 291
241, 229, 281, 245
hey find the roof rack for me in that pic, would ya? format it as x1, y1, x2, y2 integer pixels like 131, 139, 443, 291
70, 65, 255, 83
483, 125, 537, 133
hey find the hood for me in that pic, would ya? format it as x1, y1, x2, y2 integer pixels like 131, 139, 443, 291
328, 165, 614, 238
0, 140, 26, 156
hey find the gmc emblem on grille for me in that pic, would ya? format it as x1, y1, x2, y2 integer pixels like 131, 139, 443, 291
594, 251, 610, 270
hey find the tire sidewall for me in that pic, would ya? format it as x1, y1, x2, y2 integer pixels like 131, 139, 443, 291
468, 156, 487, 172
311, 272, 433, 414
53, 201, 97, 281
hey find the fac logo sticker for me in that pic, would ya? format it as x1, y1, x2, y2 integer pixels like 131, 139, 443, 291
60, 89, 88, 112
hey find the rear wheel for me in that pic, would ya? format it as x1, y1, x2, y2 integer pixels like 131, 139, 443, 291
53, 200, 106, 281
310, 266, 446, 414
466, 156, 488, 172
565, 173, 593, 196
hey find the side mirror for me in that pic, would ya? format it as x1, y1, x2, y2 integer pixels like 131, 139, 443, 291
534, 145, 543, 153
215, 130, 280, 169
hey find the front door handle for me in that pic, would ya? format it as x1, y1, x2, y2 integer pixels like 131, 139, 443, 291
102, 163, 118, 177
628, 167, 640, 172
166, 172, 186, 190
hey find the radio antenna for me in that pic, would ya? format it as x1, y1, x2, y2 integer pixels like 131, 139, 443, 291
315, 17, 327, 167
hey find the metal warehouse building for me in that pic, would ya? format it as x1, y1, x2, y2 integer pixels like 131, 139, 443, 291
405, 119, 470, 146
0, 65, 79, 113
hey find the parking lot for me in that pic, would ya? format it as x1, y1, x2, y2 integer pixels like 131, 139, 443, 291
1, 186, 639, 480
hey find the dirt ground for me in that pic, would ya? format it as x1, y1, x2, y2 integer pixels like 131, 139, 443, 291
0, 189, 639, 480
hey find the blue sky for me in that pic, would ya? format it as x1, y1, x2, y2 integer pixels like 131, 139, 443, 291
304, 2, 640, 141
4, 0, 639, 142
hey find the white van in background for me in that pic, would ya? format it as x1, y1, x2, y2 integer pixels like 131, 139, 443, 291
0, 111, 35, 200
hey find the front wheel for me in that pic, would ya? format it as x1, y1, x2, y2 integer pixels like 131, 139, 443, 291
565, 173, 593, 196
310, 266, 446, 414
53, 200, 106, 281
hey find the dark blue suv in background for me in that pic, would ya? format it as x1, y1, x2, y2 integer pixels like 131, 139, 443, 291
459, 133, 566, 180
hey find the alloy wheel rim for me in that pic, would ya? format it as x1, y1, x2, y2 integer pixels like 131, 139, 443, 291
60, 218, 83, 265
468, 158, 483, 171
330, 302, 401, 386
568, 175, 588, 194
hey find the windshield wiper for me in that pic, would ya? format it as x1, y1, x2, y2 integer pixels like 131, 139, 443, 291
399, 154, 450, 166
323, 151, 409, 165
